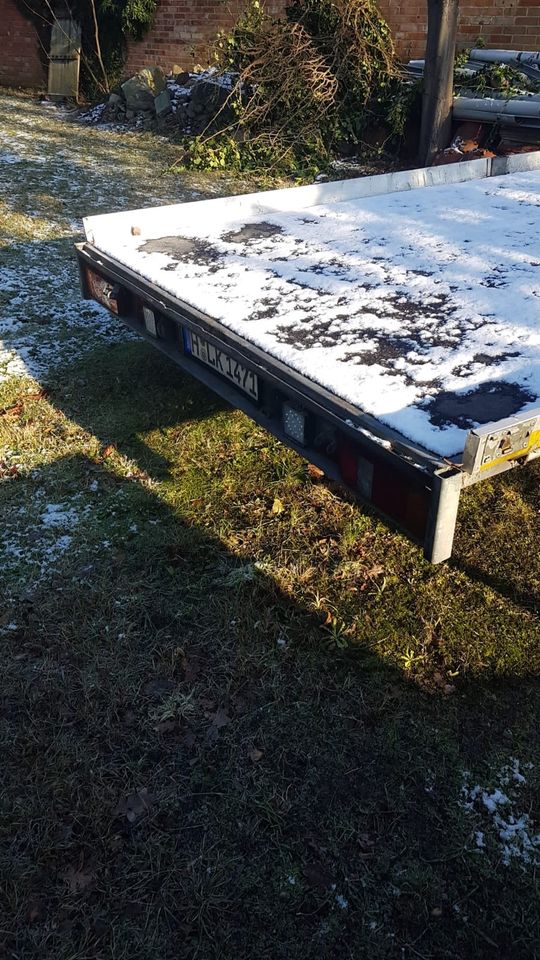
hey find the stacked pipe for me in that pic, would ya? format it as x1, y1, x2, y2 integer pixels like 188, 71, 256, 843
405, 48, 540, 129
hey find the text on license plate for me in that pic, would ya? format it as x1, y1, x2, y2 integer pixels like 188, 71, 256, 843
186, 331, 259, 400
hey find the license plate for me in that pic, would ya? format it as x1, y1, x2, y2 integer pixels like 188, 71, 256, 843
186, 330, 259, 401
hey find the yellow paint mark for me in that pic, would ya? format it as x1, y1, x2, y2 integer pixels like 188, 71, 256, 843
480, 428, 540, 471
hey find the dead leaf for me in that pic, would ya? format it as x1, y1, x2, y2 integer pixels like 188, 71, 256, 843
249, 747, 263, 762
26, 902, 43, 923
199, 696, 216, 711
154, 718, 178, 734
181, 652, 200, 683
307, 464, 325, 480
63, 863, 96, 895
98, 443, 116, 462
114, 788, 154, 824
367, 564, 385, 578
271, 497, 284, 515
0, 402, 23, 417
211, 706, 231, 729
26, 388, 49, 402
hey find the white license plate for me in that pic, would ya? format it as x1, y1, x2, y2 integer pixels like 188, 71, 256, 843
143, 306, 157, 336
187, 331, 259, 401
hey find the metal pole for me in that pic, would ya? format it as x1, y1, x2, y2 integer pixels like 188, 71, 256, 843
424, 470, 463, 563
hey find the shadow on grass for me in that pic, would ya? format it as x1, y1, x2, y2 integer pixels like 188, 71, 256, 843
2, 338, 540, 959
51, 338, 540, 619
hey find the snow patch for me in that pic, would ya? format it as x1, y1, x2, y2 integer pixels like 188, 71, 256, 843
460, 759, 540, 866
90, 169, 540, 457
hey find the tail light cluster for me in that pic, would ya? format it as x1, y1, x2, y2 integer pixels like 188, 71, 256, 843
282, 404, 430, 542
83, 266, 127, 315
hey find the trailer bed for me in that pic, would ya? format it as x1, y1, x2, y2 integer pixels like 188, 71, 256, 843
84, 161, 540, 459
79, 154, 540, 561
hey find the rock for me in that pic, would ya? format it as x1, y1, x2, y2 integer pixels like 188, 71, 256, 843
190, 78, 231, 114
174, 104, 189, 126
172, 69, 191, 86
187, 99, 205, 118
154, 88, 172, 118
108, 91, 124, 106
121, 67, 166, 112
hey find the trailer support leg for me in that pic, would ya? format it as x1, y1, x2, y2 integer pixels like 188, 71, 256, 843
424, 470, 462, 563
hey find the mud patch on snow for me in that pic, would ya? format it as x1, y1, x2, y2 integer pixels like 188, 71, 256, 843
139, 235, 222, 268
221, 221, 284, 244
427, 381, 536, 430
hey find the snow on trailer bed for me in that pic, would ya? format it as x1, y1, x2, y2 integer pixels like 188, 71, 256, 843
84, 161, 540, 459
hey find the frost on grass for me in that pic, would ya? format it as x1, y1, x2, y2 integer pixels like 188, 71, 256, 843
0, 92, 236, 382
460, 758, 540, 866
1, 494, 92, 588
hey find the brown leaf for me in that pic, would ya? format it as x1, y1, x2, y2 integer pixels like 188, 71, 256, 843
211, 706, 231, 729
26, 902, 43, 923
0, 402, 23, 417
199, 696, 216, 711
99, 443, 116, 462
249, 747, 263, 762
115, 788, 154, 824
0, 461, 19, 478
154, 718, 178, 734
307, 464, 325, 480
183, 655, 200, 684
26, 388, 49, 402
367, 564, 385, 578
63, 864, 96, 895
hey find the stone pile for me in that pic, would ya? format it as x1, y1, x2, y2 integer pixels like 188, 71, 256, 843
100, 65, 237, 135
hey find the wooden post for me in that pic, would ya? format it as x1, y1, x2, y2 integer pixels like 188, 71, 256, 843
419, 0, 459, 166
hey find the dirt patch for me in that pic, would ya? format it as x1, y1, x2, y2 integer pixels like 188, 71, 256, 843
221, 221, 284, 243
427, 381, 536, 430
139, 236, 222, 268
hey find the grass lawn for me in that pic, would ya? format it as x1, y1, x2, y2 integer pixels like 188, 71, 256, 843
1, 92, 540, 960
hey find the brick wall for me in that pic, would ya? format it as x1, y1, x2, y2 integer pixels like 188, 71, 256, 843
378, 0, 540, 59
124, 0, 287, 75
0, 0, 46, 88
1, 0, 540, 92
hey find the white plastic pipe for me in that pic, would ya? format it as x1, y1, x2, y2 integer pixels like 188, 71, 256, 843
469, 48, 540, 67
454, 94, 540, 124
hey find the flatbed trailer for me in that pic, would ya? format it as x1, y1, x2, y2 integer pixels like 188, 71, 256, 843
76, 152, 540, 563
